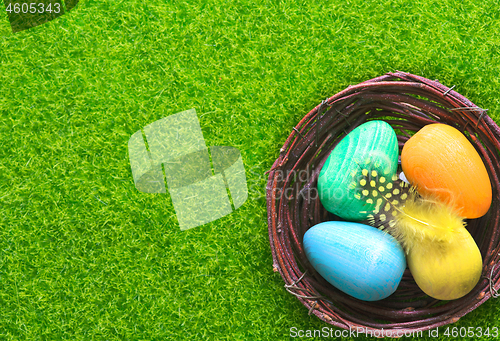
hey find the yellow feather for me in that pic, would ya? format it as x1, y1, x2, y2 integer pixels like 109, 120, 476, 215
382, 190, 466, 252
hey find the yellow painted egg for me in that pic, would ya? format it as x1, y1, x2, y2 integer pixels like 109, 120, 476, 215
401, 123, 492, 219
407, 226, 482, 300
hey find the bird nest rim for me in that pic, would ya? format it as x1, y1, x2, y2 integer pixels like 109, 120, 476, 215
266, 71, 500, 333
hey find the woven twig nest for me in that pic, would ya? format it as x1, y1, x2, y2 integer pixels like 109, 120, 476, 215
266, 71, 500, 334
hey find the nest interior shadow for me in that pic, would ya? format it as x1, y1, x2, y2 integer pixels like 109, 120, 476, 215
266, 71, 500, 333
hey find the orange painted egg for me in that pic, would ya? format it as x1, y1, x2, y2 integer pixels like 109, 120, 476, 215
401, 123, 492, 219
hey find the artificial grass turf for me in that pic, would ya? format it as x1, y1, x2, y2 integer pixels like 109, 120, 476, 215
1, 0, 500, 340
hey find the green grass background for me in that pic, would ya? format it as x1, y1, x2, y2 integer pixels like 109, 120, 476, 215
1, 0, 500, 340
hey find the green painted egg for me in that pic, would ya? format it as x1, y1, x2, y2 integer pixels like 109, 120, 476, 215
318, 120, 399, 221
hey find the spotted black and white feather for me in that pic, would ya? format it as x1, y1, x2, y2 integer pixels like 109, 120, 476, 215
353, 166, 466, 253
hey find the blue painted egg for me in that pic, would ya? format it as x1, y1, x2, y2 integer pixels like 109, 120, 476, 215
303, 221, 406, 301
